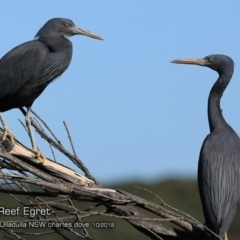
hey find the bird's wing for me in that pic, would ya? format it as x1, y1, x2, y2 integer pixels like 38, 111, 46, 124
33, 54, 69, 90
0, 41, 47, 98
198, 132, 240, 234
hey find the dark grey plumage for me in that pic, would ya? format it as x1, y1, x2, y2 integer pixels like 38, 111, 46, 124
171, 54, 240, 240
0, 18, 103, 162
0, 18, 103, 111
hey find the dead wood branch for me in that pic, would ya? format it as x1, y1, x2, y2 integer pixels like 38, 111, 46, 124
0, 112, 219, 240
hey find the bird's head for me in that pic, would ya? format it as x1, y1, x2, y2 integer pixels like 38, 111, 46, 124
35, 18, 104, 40
171, 54, 234, 76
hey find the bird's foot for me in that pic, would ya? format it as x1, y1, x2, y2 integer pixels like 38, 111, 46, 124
223, 233, 228, 240
1, 127, 15, 144
33, 150, 46, 164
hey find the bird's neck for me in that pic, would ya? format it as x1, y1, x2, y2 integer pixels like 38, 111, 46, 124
208, 74, 231, 132
38, 35, 72, 53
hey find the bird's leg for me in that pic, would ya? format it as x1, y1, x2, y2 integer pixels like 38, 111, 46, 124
223, 233, 228, 240
25, 108, 46, 164
0, 112, 15, 143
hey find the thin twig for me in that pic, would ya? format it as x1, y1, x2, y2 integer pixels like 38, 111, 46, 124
30, 117, 101, 185
135, 185, 202, 224
33, 116, 45, 132
49, 144, 56, 162
31, 109, 62, 145
63, 121, 77, 157
18, 119, 29, 134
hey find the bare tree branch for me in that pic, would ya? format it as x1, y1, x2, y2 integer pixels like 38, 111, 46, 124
0, 112, 220, 240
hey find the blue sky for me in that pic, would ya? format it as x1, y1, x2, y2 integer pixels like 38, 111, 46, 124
1, 1, 240, 184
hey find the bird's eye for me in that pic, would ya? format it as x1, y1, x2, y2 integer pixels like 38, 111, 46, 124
65, 22, 70, 27
208, 57, 213, 62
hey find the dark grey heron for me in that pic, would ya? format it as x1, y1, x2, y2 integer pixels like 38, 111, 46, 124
171, 54, 240, 240
0, 18, 104, 163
